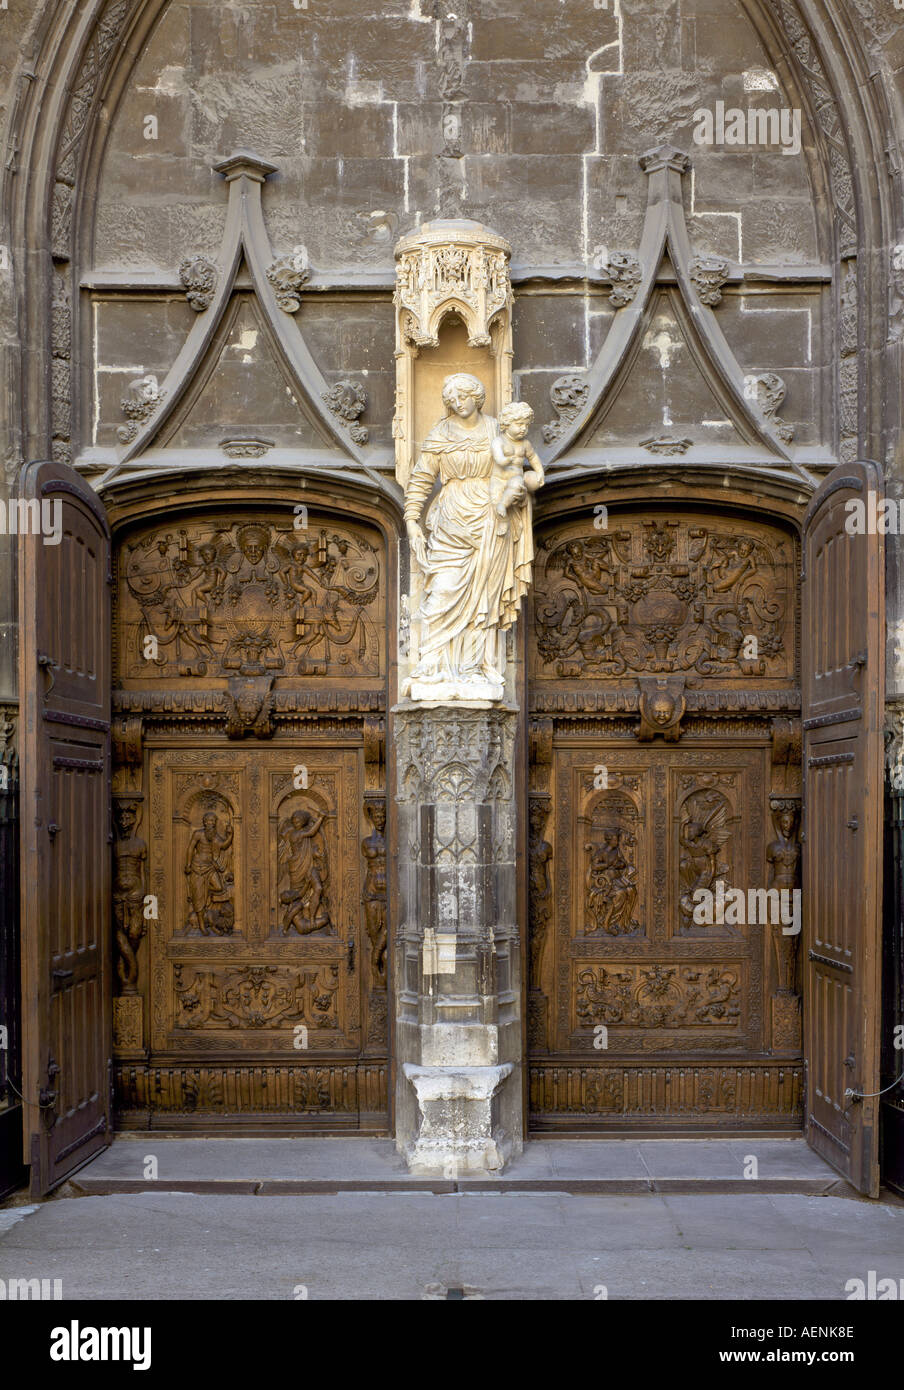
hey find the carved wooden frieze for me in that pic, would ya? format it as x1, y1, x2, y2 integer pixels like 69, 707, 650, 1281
114, 513, 384, 685
575, 963, 742, 1029
530, 514, 796, 687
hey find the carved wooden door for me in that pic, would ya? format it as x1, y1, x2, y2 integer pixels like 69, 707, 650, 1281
111, 507, 388, 1130
19, 460, 113, 1193
801, 462, 883, 1195
527, 507, 804, 1131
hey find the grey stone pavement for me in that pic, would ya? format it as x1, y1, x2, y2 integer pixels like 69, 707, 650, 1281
0, 1138, 902, 1299
1, 1188, 903, 1300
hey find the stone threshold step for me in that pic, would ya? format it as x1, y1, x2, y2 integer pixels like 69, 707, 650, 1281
65, 1175, 842, 1197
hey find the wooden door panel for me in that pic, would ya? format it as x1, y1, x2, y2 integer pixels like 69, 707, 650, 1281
527, 505, 802, 1133
802, 462, 883, 1195
19, 461, 112, 1193
144, 746, 366, 1102
110, 505, 389, 1130
546, 745, 764, 1061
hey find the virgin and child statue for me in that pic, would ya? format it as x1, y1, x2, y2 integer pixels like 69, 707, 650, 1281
403, 372, 544, 702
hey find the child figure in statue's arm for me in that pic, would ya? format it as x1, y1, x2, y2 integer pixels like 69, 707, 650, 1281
491, 402, 544, 532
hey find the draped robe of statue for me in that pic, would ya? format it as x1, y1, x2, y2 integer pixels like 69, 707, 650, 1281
403, 409, 535, 701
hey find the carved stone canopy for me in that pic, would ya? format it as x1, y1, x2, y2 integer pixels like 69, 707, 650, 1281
394, 219, 512, 351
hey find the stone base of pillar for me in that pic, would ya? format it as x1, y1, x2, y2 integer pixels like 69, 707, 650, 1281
393, 702, 523, 1176
401, 1062, 514, 1175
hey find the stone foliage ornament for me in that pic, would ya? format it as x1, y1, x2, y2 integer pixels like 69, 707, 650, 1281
179, 256, 218, 311
752, 372, 795, 443
606, 250, 643, 308
403, 378, 543, 703
118, 375, 165, 445
688, 254, 731, 307
266, 253, 310, 313
322, 380, 369, 445
543, 375, 589, 443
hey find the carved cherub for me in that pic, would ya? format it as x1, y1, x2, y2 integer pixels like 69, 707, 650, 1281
191, 541, 227, 610
490, 401, 544, 535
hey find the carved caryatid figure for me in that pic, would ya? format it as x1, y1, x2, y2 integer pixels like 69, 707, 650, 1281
361, 800, 387, 984
767, 801, 801, 992
403, 374, 542, 702
277, 808, 333, 936
528, 799, 553, 989
184, 808, 235, 935
113, 801, 148, 993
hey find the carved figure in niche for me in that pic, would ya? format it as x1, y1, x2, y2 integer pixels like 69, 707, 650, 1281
361, 801, 387, 985
226, 523, 280, 605
767, 801, 801, 992
528, 799, 553, 989
184, 809, 235, 935
678, 791, 734, 933
490, 402, 544, 534
584, 828, 639, 936
403, 373, 541, 702
278, 808, 333, 936
113, 801, 148, 994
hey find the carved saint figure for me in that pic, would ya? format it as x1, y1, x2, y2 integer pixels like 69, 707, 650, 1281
278, 808, 333, 936
361, 801, 387, 984
403, 372, 541, 701
767, 802, 801, 992
184, 808, 235, 935
584, 828, 639, 936
528, 800, 553, 989
113, 801, 148, 993
678, 792, 733, 932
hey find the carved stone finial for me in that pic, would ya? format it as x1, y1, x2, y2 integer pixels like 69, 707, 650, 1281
321, 380, 368, 444
639, 145, 690, 175
689, 254, 731, 307
179, 255, 218, 311
543, 375, 589, 443
266, 254, 310, 313
212, 150, 278, 184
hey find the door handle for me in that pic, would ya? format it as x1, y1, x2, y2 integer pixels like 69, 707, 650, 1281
37, 651, 56, 699
346, 934, 355, 973
47, 822, 60, 841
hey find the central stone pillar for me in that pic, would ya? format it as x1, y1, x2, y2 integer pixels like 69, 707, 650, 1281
393, 701, 522, 1175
